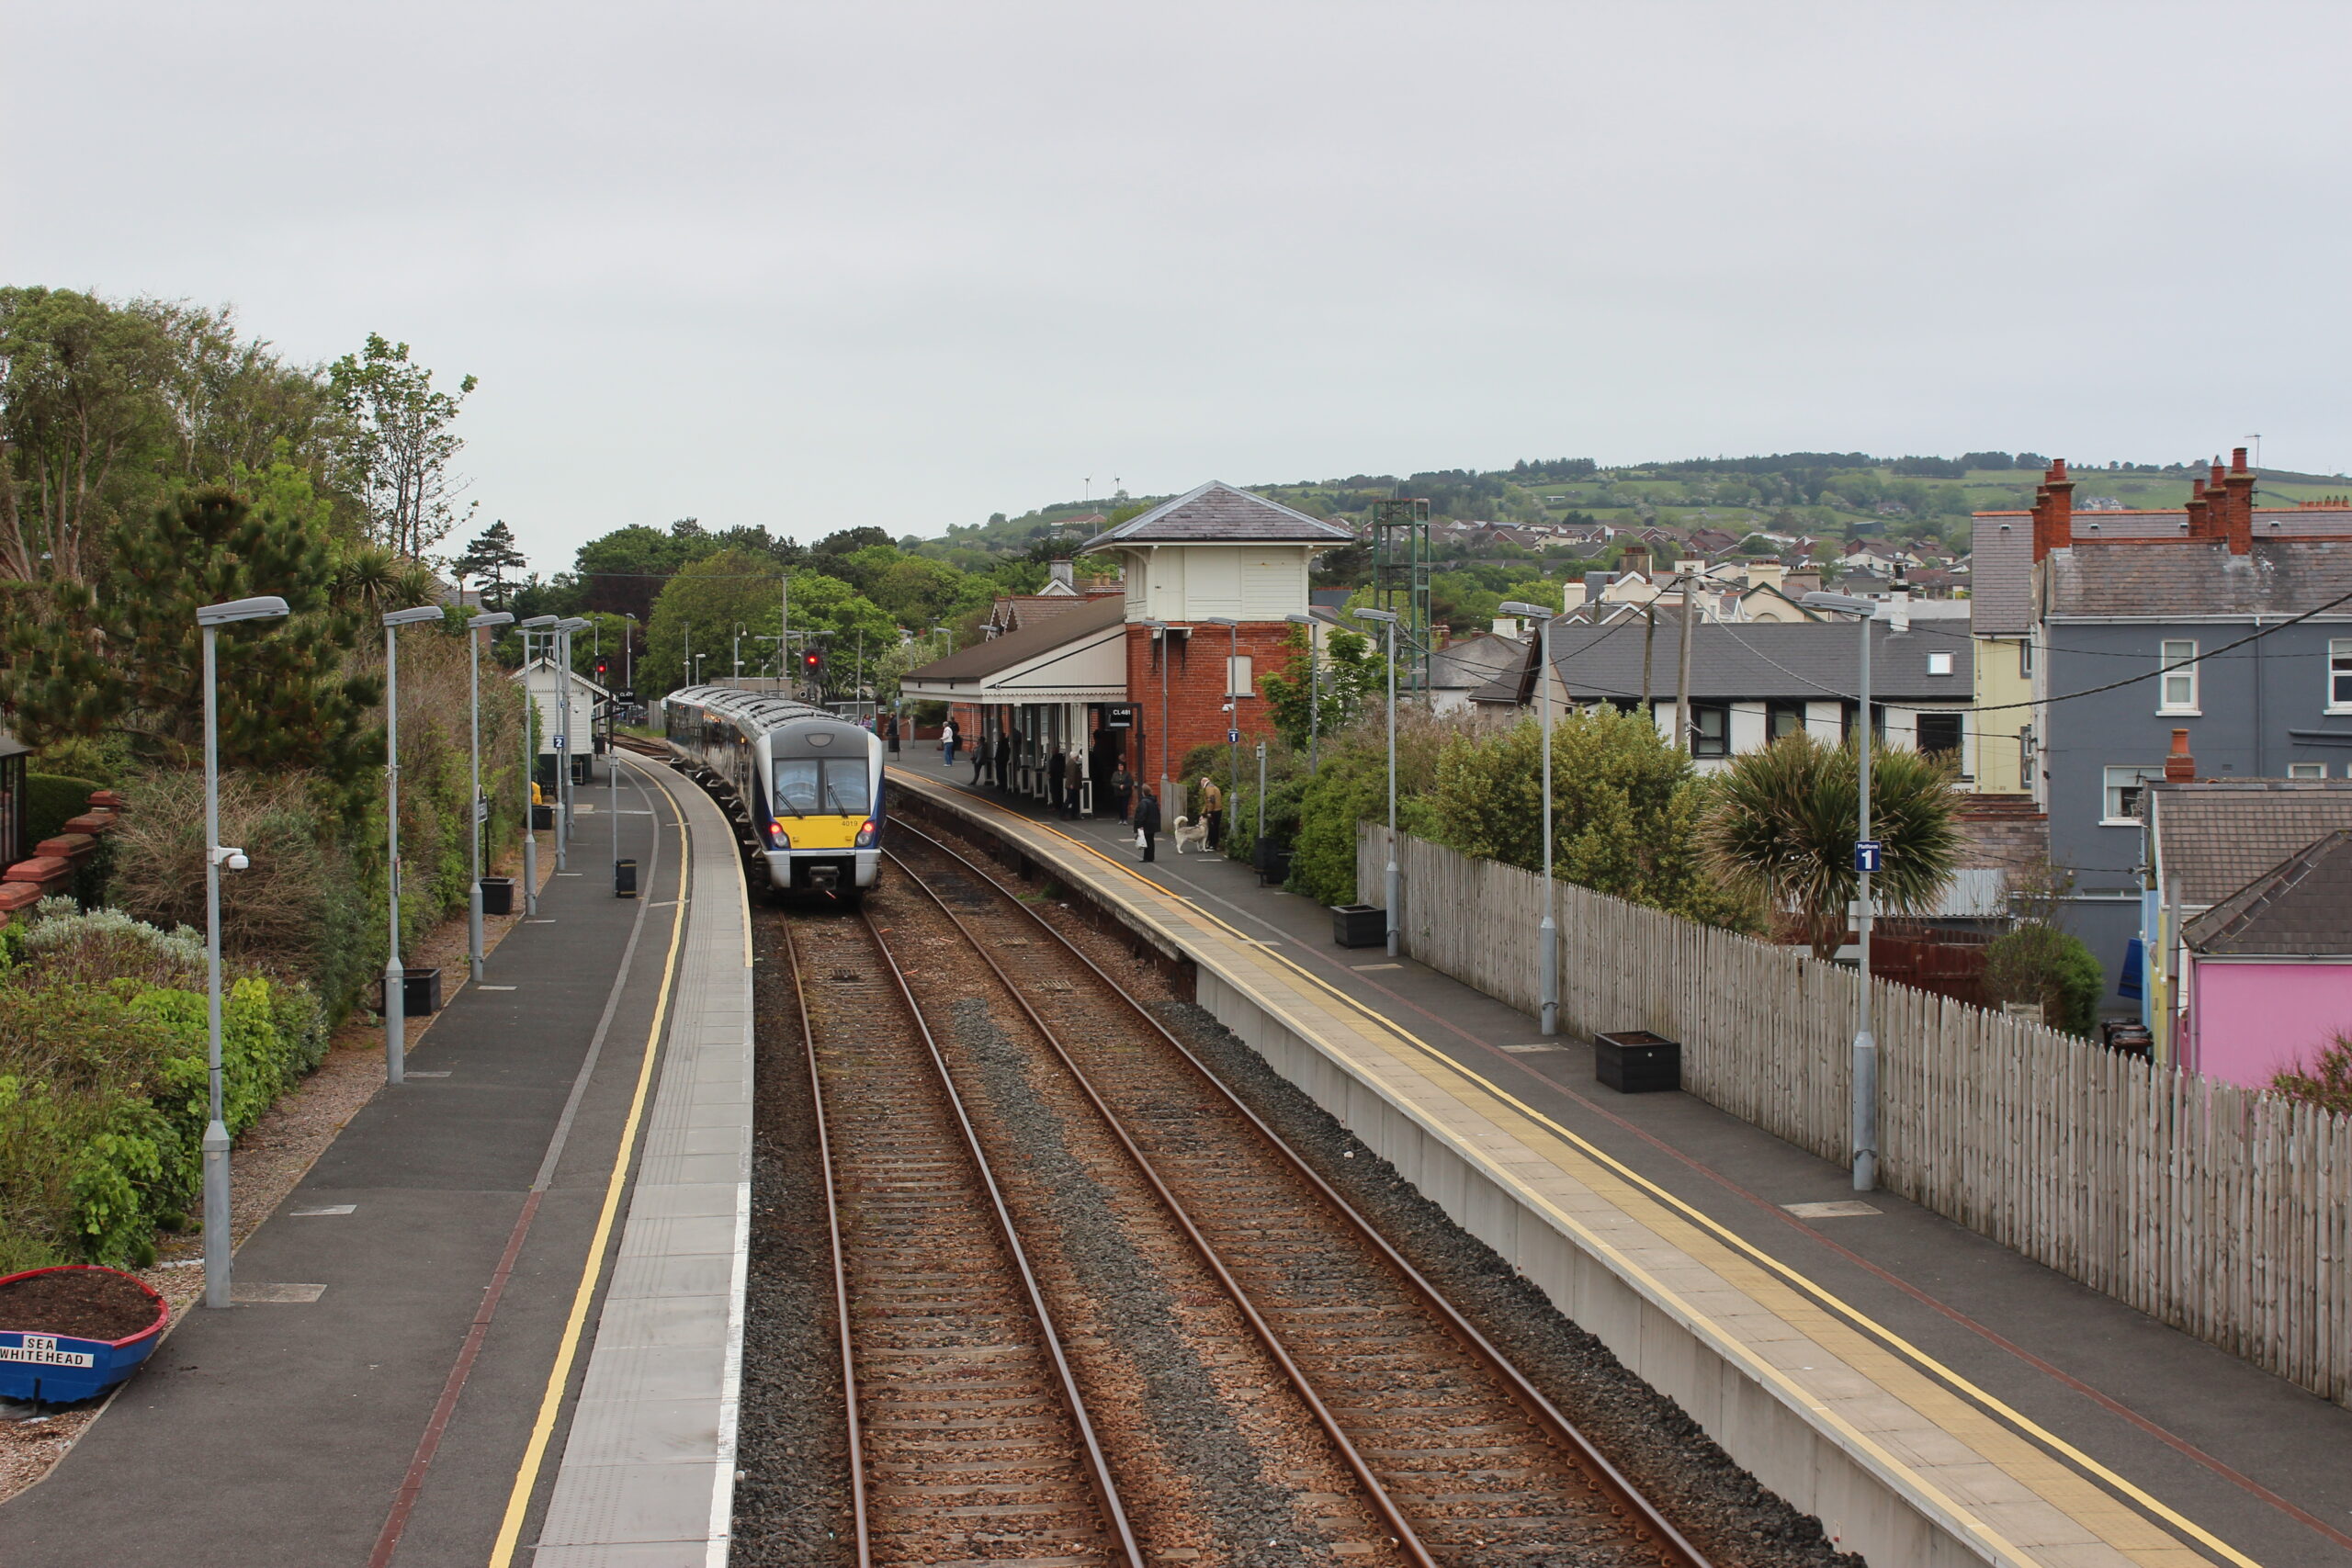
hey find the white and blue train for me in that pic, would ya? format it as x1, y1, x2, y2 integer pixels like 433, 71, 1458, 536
661, 686, 886, 903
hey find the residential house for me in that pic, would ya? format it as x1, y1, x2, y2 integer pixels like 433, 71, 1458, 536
2143, 780, 2352, 1081
1427, 630, 1529, 716
984, 558, 1124, 637
2005, 451, 2352, 1006
1475, 611, 1974, 775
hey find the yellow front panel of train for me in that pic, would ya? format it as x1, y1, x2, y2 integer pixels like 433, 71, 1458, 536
783, 814, 865, 850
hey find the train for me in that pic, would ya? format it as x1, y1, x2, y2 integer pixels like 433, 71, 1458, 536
660, 685, 886, 903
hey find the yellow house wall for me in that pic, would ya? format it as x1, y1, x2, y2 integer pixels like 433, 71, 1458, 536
1973, 635, 2033, 795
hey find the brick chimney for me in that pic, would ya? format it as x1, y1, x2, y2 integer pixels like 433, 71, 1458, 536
2222, 446, 2256, 555
2165, 728, 2196, 782
2030, 458, 2075, 560
1620, 542, 1651, 578
2185, 476, 2212, 542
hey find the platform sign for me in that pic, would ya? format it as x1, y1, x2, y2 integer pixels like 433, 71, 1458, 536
1855, 840, 1883, 874
475, 795, 489, 825
551, 733, 567, 750
1227, 728, 1240, 744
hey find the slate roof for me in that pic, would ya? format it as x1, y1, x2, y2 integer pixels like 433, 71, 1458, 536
1491, 613, 1973, 706
2045, 539, 2352, 618
903, 594, 1126, 682
1079, 481, 1354, 549
2146, 781, 2352, 906
2182, 829, 2352, 955
1429, 631, 1528, 693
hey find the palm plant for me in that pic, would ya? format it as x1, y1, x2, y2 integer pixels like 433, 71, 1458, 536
1702, 732, 1962, 959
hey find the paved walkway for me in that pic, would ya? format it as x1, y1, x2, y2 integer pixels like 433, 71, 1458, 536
0, 751, 747, 1568
890, 749, 2352, 1568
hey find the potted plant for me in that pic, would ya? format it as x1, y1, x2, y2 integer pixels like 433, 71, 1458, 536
0, 1265, 170, 1404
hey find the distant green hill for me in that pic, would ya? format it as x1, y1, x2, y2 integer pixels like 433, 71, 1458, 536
922, 453, 2352, 563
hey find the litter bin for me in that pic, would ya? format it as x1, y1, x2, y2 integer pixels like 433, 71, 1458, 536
379, 966, 443, 1017
1594, 1030, 1681, 1093
479, 876, 514, 917
1331, 904, 1386, 948
615, 858, 638, 897
532, 804, 554, 830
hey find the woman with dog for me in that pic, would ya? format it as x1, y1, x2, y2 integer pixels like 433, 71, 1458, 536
1132, 784, 1161, 863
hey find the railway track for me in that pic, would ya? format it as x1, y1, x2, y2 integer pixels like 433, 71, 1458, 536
785, 908, 1144, 1566
787, 814, 1712, 1566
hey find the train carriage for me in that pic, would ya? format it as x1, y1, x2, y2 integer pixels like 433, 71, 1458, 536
661, 685, 885, 902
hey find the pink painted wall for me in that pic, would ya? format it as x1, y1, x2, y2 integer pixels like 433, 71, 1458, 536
2187, 959, 2352, 1089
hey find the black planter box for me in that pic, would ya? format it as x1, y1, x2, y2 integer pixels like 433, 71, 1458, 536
1331, 904, 1387, 948
479, 876, 514, 917
614, 858, 638, 897
1255, 841, 1294, 886
379, 966, 443, 1017
1594, 1030, 1680, 1093
532, 804, 554, 830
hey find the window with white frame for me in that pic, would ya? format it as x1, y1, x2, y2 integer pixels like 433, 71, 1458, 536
1927, 650, 1953, 676
2290, 762, 2327, 780
2158, 639, 2198, 712
2018, 727, 2035, 790
2019, 639, 2033, 678
2331, 639, 2352, 711
2104, 764, 2168, 823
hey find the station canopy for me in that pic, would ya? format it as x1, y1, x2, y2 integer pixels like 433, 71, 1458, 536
899, 595, 1127, 707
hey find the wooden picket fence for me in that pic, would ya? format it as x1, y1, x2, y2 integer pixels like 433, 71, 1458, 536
1362, 826, 2352, 1405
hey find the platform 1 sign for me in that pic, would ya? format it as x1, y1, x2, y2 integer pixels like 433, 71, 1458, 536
1854, 840, 1883, 874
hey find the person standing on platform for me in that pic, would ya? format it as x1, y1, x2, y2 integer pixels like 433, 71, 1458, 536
885, 713, 901, 756
1133, 784, 1161, 863
941, 718, 957, 768
1112, 762, 1133, 822
994, 728, 1012, 790
1199, 774, 1225, 852
1064, 750, 1086, 818
1047, 748, 1067, 814
970, 726, 989, 784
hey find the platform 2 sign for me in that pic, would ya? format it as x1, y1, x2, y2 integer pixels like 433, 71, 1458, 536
1, 1335, 96, 1367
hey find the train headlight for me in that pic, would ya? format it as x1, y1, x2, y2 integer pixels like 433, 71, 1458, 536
767, 820, 790, 850
854, 818, 876, 849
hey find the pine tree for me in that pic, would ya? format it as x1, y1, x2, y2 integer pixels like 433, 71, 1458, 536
454, 519, 528, 607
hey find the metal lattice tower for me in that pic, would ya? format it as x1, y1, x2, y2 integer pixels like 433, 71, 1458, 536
1370, 497, 1431, 692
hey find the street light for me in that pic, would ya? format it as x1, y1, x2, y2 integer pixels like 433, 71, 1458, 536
556, 617, 590, 870
381, 604, 447, 1087
467, 610, 515, 983
1501, 602, 1558, 1035
517, 615, 559, 916
1352, 607, 1401, 956
1203, 616, 1240, 852
1141, 619, 1174, 807
196, 594, 288, 1310
620, 612, 637, 697
1284, 612, 1323, 775
1803, 589, 1881, 1192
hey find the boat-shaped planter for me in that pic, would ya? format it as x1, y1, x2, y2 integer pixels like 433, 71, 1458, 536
0, 1265, 171, 1404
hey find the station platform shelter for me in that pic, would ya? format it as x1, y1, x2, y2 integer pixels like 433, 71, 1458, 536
900, 480, 1355, 810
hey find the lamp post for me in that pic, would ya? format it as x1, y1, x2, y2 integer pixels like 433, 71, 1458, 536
1204, 616, 1240, 850
1352, 607, 1401, 955
381, 604, 447, 1086
1141, 619, 1172, 807
196, 595, 289, 1309
1284, 612, 1325, 774
1803, 589, 1881, 1192
1501, 601, 1558, 1035
467, 610, 515, 983
621, 612, 637, 698
517, 615, 559, 916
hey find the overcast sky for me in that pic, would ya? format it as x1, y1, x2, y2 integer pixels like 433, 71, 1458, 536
10, 0, 2350, 571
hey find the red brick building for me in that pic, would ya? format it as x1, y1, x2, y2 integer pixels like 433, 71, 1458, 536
901, 481, 1351, 809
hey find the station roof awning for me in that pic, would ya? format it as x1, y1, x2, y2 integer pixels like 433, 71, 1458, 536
900, 596, 1128, 705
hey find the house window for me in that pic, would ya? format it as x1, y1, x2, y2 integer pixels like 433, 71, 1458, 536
1917, 712, 1962, 759
2158, 639, 2198, 712
2019, 639, 2033, 678
1690, 704, 1731, 758
1766, 700, 1807, 740
2331, 639, 2352, 711
1927, 650, 1953, 676
2290, 762, 2327, 780
2103, 764, 2168, 824
2018, 727, 2035, 790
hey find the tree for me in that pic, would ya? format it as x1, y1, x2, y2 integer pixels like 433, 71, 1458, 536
1702, 733, 1962, 958
0, 479, 385, 783
1984, 924, 2104, 1036
327, 333, 477, 559
1259, 626, 1387, 752
814, 525, 892, 558
644, 552, 897, 696
453, 520, 527, 607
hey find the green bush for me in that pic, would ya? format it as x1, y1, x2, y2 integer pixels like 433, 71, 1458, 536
0, 904, 324, 1269
24, 773, 99, 847
1985, 923, 2105, 1037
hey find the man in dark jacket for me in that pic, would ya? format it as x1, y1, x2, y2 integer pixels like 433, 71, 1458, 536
1132, 785, 1161, 862
994, 730, 1012, 790
1046, 749, 1067, 814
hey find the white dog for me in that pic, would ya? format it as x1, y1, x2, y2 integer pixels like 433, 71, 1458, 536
1170, 814, 1211, 854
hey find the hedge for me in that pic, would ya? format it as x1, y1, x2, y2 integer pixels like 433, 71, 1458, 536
24, 773, 100, 848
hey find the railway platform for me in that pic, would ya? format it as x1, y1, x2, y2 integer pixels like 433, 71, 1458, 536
0, 750, 751, 1568
888, 751, 2352, 1568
